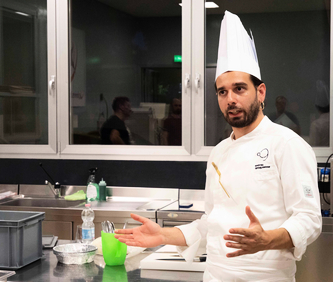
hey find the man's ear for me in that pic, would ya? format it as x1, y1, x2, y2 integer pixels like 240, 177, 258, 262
257, 83, 266, 103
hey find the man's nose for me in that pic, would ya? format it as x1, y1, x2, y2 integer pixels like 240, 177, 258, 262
226, 90, 237, 104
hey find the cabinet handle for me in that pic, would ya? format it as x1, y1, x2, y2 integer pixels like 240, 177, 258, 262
49, 75, 56, 95
195, 73, 200, 92
184, 74, 190, 93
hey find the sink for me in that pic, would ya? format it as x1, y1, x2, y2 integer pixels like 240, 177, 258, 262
0, 198, 85, 208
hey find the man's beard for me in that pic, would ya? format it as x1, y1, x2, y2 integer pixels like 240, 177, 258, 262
223, 98, 261, 128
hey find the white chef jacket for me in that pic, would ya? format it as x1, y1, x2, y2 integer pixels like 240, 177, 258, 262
176, 116, 322, 282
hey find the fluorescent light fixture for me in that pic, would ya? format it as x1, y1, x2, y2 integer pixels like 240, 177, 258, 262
15, 11, 30, 17
179, 2, 219, 8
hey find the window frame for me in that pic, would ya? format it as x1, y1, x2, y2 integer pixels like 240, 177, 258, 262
192, 0, 333, 163
0, 0, 57, 158
57, 0, 195, 161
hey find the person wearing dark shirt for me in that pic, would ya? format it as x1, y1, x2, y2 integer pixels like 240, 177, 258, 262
100, 97, 132, 144
162, 98, 181, 145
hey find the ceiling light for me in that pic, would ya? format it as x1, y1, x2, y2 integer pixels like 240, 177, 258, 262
179, 2, 219, 8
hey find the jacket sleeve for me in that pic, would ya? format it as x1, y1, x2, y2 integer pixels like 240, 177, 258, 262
174, 152, 216, 262
278, 137, 322, 260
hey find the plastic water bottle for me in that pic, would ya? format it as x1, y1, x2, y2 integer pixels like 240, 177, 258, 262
81, 204, 95, 244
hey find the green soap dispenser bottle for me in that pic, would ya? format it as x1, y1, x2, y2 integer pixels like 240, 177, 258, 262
86, 168, 99, 202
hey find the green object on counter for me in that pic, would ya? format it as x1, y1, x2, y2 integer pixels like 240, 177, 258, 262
102, 265, 128, 282
99, 178, 107, 202
101, 231, 127, 266
64, 190, 86, 201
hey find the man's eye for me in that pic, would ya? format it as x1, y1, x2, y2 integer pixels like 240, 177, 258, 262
218, 90, 225, 95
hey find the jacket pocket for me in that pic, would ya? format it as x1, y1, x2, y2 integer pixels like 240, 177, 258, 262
254, 169, 278, 181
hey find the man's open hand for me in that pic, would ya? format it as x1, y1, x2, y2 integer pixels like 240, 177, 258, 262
114, 213, 165, 248
223, 206, 271, 257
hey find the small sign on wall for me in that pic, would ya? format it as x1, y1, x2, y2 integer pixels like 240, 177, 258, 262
72, 92, 86, 107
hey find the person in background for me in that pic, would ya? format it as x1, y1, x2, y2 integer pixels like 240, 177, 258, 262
268, 95, 301, 135
100, 96, 133, 144
161, 98, 182, 145
115, 11, 321, 282
309, 80, 329, 146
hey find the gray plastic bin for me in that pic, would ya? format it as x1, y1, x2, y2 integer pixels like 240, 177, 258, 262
0, 210, 45, 269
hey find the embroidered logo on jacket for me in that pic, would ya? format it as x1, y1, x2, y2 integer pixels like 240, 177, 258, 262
255, 148, 270, 170
257, 148, 269, 161
255, 164, 270, 170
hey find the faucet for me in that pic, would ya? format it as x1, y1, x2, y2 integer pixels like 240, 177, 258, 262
40, 163, 62, 198
45, 180, 61, 198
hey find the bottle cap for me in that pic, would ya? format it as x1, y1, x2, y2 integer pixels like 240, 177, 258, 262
99, 178, 107, 186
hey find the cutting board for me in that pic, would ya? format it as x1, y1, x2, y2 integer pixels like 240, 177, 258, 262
140, 245, 206, 272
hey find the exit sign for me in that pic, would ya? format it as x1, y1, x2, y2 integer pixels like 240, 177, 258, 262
174, 55, 182, 62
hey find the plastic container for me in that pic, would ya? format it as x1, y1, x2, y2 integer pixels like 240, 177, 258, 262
81, 204, 95, 244
101, 231, 127, 266
0, 210, 45, 269
99, 178, 107, 202
87, 168, 99, 201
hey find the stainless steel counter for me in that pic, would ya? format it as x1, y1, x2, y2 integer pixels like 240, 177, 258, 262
7, 240, 203, 282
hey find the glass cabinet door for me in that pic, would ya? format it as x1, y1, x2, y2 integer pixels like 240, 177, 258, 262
59, 0, 191, 158
0, 0, 57, 155
203, 0, 331, 155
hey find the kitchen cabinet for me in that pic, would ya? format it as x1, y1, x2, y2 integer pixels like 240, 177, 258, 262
295, 218, 333, 281
42, 220, 72, 240
296, 231, 333, 281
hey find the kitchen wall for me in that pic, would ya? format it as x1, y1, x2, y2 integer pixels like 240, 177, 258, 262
0, 159, 207, 189
0, 158, 328, 191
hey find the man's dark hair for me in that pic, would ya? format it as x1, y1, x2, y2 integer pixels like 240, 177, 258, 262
250, 75, 264, 89
112, 96, 130, 112
214, 74, 264, 92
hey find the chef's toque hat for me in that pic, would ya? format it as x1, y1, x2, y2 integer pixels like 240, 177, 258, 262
315, 80, 329, 108
215, 11, 261, 81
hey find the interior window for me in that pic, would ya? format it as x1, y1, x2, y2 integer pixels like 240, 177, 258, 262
70, 0, 182, 146
0, 0, 48, 144
205, 0, 330, 147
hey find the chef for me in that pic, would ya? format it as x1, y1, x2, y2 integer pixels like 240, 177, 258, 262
115, 11, 322, 281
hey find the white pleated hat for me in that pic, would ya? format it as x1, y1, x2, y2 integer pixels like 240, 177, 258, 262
215, 11, 261, 81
